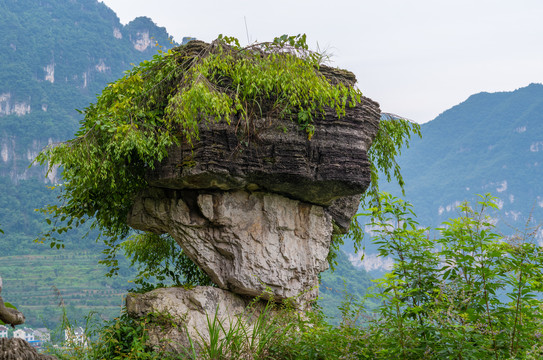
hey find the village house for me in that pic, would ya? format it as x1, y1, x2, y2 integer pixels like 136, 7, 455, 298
0, 325, 8, 338
13, 327, 34, 342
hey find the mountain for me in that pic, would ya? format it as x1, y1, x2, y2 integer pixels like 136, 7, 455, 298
0, 0, 175, 233
0, 0, 174, 181
349, 83, 543, 274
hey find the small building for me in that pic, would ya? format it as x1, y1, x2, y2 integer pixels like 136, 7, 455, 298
64, 326, 88, 347
13, 328, 24, 339
33, 328, 51, 342
0, 325, 8, 338
13, 327, 34, 342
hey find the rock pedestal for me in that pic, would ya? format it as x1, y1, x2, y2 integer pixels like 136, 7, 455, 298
126, 287, 270, 355
128, 189, 332, 301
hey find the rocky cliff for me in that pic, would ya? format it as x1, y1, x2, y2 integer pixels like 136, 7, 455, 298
0, 0, 175, 183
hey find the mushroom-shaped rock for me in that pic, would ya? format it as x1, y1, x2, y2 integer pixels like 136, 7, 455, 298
127, 95, 380, 302
123, 39, 381, 302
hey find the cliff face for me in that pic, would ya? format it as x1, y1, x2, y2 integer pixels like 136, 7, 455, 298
0, 136, 58, 183
0, 0, 175, 183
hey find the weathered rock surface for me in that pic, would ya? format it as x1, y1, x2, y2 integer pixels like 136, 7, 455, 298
0, 338, 57, 360
126, 286, 270, 355
126, 44, 381, 312
128, 189, 331, 301
147, 97, 380, 233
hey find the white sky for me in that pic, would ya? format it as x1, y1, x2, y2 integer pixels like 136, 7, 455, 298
101, 0, 543, 123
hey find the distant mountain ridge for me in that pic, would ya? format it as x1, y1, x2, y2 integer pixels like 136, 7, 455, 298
350, 83, 543, 274
396, 83, 543, 225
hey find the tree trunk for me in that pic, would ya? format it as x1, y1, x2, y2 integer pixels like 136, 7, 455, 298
0, 276, 25, 327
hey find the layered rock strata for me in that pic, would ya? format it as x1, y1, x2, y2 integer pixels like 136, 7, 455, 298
146, 97, 380, 234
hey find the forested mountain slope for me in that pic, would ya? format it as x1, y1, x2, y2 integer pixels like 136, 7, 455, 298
0, 0, 174, 180
0, 0, 175, 327
0, 0, 174, 234
351, 83, 543, 273
393, 83, 543, 227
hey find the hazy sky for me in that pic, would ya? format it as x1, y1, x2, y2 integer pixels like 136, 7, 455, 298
101, 0, 543, 123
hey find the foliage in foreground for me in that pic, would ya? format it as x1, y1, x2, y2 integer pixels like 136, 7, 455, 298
360, 193, 543, 359
49, 193, 543, 359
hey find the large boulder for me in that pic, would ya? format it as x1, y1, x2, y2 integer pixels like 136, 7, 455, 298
146, 97, 380, 233
126, 286, 271, 355
128, 189, 331, 301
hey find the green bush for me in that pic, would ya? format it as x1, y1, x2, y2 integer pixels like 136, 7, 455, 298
359, 192, 543, 359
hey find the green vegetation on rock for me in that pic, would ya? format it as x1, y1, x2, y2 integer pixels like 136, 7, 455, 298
35, 34, 420, 279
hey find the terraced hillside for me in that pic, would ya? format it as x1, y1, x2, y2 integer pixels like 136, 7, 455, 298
0, 251, 134, 328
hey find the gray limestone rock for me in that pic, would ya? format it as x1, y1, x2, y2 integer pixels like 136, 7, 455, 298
125, 286, 272, 355
146, 97, 380, 234
127, 189, 332, 302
